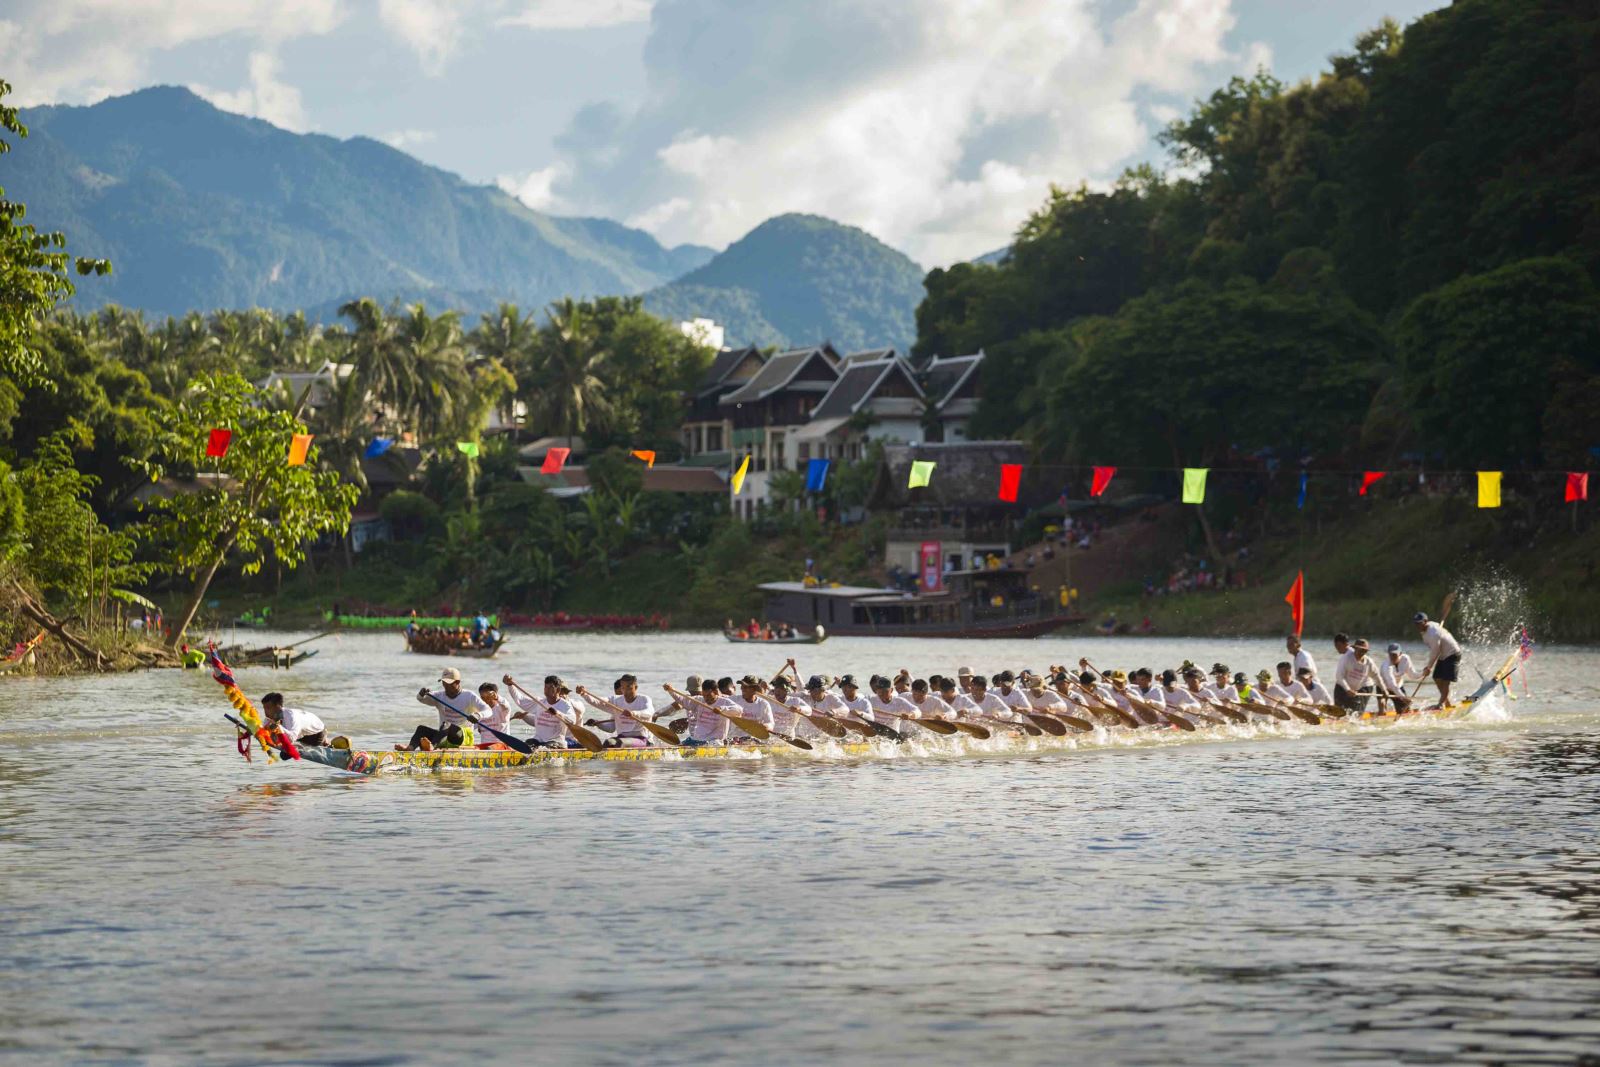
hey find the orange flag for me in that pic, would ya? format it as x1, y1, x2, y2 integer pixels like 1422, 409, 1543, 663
631, 450, 656, 468
287, 434, 313, 466
1285, 570, 1304, 637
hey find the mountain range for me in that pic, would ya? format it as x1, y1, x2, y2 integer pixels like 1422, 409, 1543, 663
4, 87, 927, 350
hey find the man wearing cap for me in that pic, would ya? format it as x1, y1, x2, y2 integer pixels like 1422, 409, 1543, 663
768, 674, 818, 738
405, 667, 489, 750
956, 667, 975, 696
1380, 644, 1422, 713
833, 675, 877, 729
1332, 638, 1390, 712
1413, 612, 1463, 708
507, 674, 579, 747
1201, 664, 1239, 707
992, 670, 1032, 720
868, 675, 920, 735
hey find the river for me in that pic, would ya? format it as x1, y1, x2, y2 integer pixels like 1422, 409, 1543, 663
2, 631, 1597, 1065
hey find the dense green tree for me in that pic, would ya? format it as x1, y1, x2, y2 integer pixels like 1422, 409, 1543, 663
523, 297, 615, 446
1394, 257, 1600, 467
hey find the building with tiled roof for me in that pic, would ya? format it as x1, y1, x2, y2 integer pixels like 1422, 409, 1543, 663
718, 345, 842, 516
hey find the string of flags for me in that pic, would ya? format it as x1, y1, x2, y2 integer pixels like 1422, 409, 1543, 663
197, 425, 1595, 509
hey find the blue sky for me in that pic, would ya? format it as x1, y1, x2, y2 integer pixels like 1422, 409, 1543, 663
1, 0, 1445, 263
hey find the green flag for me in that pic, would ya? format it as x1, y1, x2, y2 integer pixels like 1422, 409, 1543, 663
456, 441, 480, 458
908, 460, 936, 489
1181, 467, 1207, 504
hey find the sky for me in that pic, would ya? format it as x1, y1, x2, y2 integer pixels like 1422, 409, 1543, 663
0, 0, 1447, 265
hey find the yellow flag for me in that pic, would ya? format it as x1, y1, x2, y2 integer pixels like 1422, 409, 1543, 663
287, 433, 313, 466
908, 460, 936, 488
731, 454, 750, 494
1182, 467, 1208, 504
1477, 470, 1502, 508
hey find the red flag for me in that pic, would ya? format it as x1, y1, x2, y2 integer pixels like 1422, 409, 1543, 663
205, 428, 232, 458
1567, 472, 1589, 502
1284, 570, 1305, 637
631, 450, 656, 468
541, 447, 570, 475
997, 463, 1022, 503
1090, 466, 1116, 497
1359, 471, 1386, 495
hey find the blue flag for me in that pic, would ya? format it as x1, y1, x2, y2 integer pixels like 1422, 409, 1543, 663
805, 457, 830, 493
1296, 471, 1308, 510
364, 437, 394, 458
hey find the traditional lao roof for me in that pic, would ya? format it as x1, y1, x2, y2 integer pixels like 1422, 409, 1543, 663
839, 347, 897, 366
923, 351, 985, 410
694, 345, 766, 399
810, 357, 925, 421
719, 346, 840, 406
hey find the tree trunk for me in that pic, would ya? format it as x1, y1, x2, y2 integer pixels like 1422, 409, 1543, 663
166, 540, 234, 649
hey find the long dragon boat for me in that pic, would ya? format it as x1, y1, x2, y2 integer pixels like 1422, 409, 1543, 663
210, 647, 1525, 778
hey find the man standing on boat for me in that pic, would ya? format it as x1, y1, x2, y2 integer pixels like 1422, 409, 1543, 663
261, 692, 327, 747
1413, 612, 1463, 708
405, 667, 488, 750
1332, 638, 1390, 712
1287, 635, 1317, 682
1380, 644, 1422, 713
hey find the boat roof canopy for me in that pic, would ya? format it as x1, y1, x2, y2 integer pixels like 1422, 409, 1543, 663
758, 581, 895, 598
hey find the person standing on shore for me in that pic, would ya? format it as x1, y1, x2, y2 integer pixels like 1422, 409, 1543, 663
1413, 612, 1463, 708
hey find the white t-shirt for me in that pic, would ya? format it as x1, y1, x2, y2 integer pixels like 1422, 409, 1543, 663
909, 693, 954, 719
727, 694, 775, 739
419, 688, 490, 729
869, 693, 919, 724
1293, 648, 1317, 679
1137, 684, 1166, 708
682, 694, 732, 743
1335, 653, 1384, 692
510, 691, 576, 743
1420, 623, 1461, 663
771, 693, 813, 736
276, 707, 324, 740
972, 691, 1011, 719
1379, 655, 1420, 694
997, 687, 1031, 717
590, 692, 653, 739
1164, 686, 1201, 709
1305, 679, 1333, 704
1200, 682, 1238, 704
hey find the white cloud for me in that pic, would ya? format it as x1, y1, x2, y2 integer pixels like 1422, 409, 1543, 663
377, 0, 463, 76
499, 0, 654, 31
192, 51, 308, 131
496, 163, 570, 212
1238, 39, 1274, 75
531, 0, 1242, 265
383, 128, 437, 150
0, 0, 341, 106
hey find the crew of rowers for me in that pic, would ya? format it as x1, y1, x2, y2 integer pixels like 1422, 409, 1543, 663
377, 611, 1461, 750
260, 611, 1463, 752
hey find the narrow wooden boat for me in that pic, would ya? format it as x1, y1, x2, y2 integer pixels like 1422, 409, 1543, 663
298, 740, 881, 775
723, 627, 826, 645
404, 636, 507, 658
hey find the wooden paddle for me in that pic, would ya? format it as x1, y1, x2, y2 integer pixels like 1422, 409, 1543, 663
1119, 690, 1197, 732
419, 691, 538, 755
1068, 668, 1145, 728
502, 681, 605, 753
969, 713, 1044, 737
575, 687, 682, 746
777, 659, 860, 739
873, 709, 960, 735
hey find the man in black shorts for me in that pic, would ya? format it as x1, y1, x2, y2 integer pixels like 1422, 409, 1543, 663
1414, 612, 1463, 707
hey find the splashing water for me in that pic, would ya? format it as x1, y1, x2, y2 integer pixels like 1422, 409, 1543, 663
1455, 567, 1537, 677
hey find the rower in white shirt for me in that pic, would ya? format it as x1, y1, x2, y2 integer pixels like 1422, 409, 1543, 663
261, 692, 327, 746
1201, 663, 1241, 707
906, 678, 954, 721
868, 675, 921, 735
935, 676, 984, 720
1332, 638, 1395, 712
506, 674, 580, 748
768, 674, 822, 738
678, 678, 734, 745
1160, 670, 1204, 712
832, 675, 878, 729
1296, 667, 1333, 706
1286, 635, 1318, 682
1381, 643, 1423, 712
1267, 662, 1314, 705
727, 675, 777, 742
992, 671, 1033, 720
474, 681, 513, 746
801, 674, 862, 734
967, 676, 1013, 721
1413, 611, 1464, 707
1133, 668, 1167, 708
577, 673, 654, 747
1254, 669, 1299, 707
404, 667, 489, 750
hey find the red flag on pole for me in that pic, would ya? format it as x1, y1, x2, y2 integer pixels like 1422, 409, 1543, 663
1284, 570, 1305, 637
1359, 471, 1386, 495
1090, 466, 1116, 497
205, 428, 232, 458
541, 447, 570, 475
997, 464, 1022, 503
1566, 472, 1589, 502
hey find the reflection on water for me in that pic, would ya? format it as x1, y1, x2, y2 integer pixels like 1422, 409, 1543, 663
1, 632, 1598, 1064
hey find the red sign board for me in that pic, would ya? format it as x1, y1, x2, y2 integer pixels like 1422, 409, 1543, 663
920, 540, 943, 592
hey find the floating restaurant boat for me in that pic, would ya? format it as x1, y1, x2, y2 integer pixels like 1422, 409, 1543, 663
758, 567, 1082, 639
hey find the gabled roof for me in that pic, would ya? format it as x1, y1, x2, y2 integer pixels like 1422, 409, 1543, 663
719, 346, 840, 406
924, 350, 985, 410
810, 357, 925, 421
694, 345, 766, 398
839, 347, 896, 366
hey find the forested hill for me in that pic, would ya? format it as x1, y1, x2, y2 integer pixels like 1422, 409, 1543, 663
918, 0, 1600, 478
4, 87, 715, 318
645, 214, 927, 352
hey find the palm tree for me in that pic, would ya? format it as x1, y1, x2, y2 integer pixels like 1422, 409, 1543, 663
396, 304, 469, 440
341, 298, 413, 434
526, 297, 613, 446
